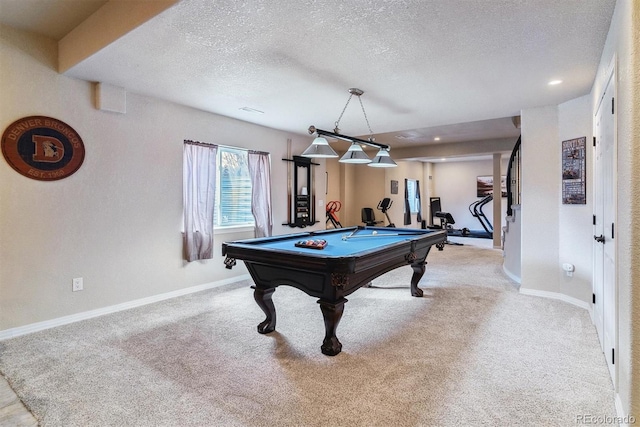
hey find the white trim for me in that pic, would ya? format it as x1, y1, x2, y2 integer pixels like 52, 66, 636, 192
0, 274, 251, 341
615, 394, 636, 426
519, 287, 591, 311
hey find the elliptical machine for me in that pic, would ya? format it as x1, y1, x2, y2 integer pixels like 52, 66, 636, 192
377, 198, 395, 227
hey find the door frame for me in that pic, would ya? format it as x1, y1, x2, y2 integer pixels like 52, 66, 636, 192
592, 54, 618, 387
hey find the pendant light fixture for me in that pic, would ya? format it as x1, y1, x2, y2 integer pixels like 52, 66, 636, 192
341, 143, 371, 163
303, 88, 397, 167
369, 148, 397, 167
300, 135, 338, 158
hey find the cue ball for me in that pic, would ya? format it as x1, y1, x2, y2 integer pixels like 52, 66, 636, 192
372, 231, 378, 235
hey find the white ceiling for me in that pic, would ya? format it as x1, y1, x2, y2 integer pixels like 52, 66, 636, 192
0, 0, 616, 156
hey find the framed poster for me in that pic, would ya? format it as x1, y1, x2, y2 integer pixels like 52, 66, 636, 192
477, 175, 507, 197
562, 137, 586, 204
390, 180, 398, 194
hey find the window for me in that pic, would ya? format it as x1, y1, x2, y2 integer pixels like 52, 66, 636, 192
215, 147, 254, 227
405, 179, 419, 214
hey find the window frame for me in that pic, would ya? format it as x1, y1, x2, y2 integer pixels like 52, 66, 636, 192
214, 146, 255, 230
405, 179, 420, 214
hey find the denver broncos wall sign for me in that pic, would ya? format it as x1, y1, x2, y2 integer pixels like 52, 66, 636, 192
1, 116, 85, 181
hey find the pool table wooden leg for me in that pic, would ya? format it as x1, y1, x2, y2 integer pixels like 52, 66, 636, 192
253, 286, 277, 334
318, 298, 347, 356
410, 261, 426, 297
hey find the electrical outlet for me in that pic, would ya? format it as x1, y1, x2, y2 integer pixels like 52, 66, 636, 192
72, 277, 83, 292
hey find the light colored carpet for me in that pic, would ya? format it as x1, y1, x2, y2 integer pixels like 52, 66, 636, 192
0, 245, 615, 426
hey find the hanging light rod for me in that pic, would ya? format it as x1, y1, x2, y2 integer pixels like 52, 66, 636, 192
302, 88, 397, 167
307, 126, 390, 151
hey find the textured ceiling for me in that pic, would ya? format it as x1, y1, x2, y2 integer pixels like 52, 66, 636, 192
0, 0, 617, 153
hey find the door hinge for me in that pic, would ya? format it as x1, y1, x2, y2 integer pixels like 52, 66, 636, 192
612, 223, 615, 239
593, 215, 596, 225
592, 293, 596, 304
612, 97, 615, 114
593, 136, 596, 147
612, 348, 615, 364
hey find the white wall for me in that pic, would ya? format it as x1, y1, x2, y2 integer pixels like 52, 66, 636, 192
0, 24, 325, 331
520, 105, 561, 295
514, 95, 593, 302
502, 205, 521, 281
432, 158, 508, 232
558, 95, 594, 303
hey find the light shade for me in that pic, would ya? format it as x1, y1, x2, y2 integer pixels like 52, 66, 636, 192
301, 137, 338, 158
368, 149, 397, 167
339, 143, 371, 164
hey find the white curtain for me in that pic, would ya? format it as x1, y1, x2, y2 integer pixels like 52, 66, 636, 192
248, 150, 272, 237
183, 140, 218, 261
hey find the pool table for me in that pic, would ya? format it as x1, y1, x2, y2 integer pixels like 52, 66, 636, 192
222, 226, 447, 355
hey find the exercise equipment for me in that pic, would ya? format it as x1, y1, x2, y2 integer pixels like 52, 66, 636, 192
430, 197, 463, 236
434, 211, 455, 229
468, 194, 493, 237
361, 207, 383, 226
362, 198, 396, 227
434, 211, 464, 246
326, 201, 343, 229
429, 195, 493, 240
376, 198, 395, 227
429, 197, 443, 227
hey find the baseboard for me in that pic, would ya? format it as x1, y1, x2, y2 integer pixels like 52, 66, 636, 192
518, 287, 591, 311
0, 274, 251, 341
615, 393, 636, 426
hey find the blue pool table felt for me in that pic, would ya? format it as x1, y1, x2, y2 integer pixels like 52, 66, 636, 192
257, 228, 433, 256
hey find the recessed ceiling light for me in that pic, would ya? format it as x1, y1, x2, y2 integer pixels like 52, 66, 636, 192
440, 158, 446, 161
548, 80, 563, 86
434, 137, 441, 141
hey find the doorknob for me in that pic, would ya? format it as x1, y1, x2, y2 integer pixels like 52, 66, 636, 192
594, 235, 605, 243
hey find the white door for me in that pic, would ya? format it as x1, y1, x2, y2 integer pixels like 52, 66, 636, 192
593, 66, 617, 385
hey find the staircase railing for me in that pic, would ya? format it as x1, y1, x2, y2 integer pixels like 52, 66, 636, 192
506, 135, 521, 217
